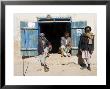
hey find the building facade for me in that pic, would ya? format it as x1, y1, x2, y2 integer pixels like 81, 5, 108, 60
14, 13, 97, 60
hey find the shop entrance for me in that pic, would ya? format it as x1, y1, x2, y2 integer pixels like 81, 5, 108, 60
39, 22, 71, 53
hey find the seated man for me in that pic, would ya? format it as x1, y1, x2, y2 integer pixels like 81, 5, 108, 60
60, 32, 72, 57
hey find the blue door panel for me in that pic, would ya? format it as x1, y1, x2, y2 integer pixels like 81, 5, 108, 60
20, 21, 39, 57
25, 29, 30, 49
71, 28, 83, 48
20, 21, 28, 28
71, 21, 87, 55
71, 21, 87, 28
21, 30, 26, 48
28, 30, 38, 48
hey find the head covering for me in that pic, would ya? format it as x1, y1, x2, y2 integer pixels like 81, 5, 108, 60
40, 33, 45, 37
84, 26, 92, 32
64, 32, 69, 36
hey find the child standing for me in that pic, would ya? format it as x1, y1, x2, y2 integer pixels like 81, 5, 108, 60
78, 26, 94, 71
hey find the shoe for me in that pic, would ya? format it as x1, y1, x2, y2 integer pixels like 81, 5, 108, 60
44, 65, 49, 72
61, 55, 63, 57
87, 67, 91, 71
80, 66, 87, 70
63, 55, 66, 57
67, 55, 70, 57
41, 63, 44, 66
80, 64, 87, 70
87, 64, 91, 71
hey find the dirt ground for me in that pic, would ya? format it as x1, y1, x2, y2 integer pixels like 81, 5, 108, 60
14, 53, 97, 76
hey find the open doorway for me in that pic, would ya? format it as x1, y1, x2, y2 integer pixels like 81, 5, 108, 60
39, 22, 71, 53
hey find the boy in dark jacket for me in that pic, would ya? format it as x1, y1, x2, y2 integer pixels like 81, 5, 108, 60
78, 26, 94, 71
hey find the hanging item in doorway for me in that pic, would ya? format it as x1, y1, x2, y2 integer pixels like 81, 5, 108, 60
46, 14, 52, 19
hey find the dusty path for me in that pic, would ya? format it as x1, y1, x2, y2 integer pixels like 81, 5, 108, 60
14, 54, 97, 76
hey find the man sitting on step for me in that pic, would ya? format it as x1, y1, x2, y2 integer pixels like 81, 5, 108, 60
60, 32, 72, 57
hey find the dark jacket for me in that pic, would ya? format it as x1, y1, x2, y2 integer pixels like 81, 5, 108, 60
78, 33, 94, 54
38, 37, 49, 55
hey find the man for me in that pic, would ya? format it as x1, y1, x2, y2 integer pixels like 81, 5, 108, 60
60, 32, 72, 57
78, 26, 94, 71
38, 33, 50, 72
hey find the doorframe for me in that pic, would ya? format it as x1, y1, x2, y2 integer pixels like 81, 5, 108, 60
37, 17, 72, 53
37, 16, 72, 37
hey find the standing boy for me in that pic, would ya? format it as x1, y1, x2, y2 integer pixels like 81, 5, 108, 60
78, 26, 94, 71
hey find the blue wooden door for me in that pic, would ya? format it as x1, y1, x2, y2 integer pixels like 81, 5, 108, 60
20, 21, 39, 57
71, 21, 87, 55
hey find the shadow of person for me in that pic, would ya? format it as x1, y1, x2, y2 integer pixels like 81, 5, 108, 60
77, 50, 85, 67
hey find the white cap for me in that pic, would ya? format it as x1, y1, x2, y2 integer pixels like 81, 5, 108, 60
40, 33, 45, 37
